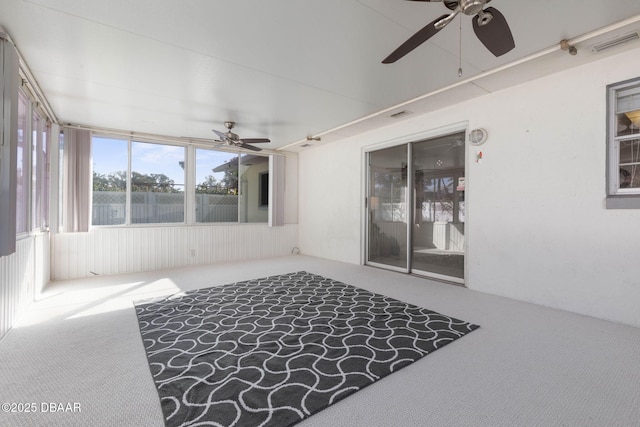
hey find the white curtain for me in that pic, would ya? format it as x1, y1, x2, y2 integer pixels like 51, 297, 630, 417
0, 34, 18, 257
269, 154, 285, 227
62, 128, 91, 232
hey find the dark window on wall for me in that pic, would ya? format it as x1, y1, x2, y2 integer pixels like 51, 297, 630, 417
259, 172, 269, 207
607, 78, 640, 209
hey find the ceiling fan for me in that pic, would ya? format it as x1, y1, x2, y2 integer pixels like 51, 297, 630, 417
382, 0, 515, 64
212, 121, 270, 151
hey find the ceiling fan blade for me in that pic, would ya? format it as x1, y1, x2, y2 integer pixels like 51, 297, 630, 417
212, 129, 228, 141
382, 14, 450, 64
472, 7, 515, 57
240, 138, 271, 144
238, 142, 262, 152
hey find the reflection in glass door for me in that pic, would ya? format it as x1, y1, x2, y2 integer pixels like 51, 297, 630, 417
412, 135, 465, 282
366, 132, 465, 283
367, 144, 409, 272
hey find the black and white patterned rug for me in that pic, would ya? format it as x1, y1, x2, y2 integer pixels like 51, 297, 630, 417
134, 271, 479, 427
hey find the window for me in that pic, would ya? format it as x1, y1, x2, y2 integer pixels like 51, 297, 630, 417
42, 121, 50, 229
16, 90, 28, 234
91, 137, 186, 225
15, 88, 52, 233
58, 131, 64, 231
197, 150, 269, 223
195, 149, 239, 223
31, 109, 49, 230
91, 136, 271, 226
607, 78, 640, 208
239, 154, 269, 223
92, 137, 128, 226
131, 141, 185, 224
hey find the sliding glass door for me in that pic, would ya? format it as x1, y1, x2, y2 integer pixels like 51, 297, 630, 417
366, 132, 466, 283
412, 136, 465, 282
367, 144, 409, 272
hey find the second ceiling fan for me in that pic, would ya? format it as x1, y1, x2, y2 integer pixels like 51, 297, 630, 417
212, 121, 270, 152
382, 0, 515, 64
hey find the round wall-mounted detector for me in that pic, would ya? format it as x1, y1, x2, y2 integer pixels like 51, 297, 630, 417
468, 128, 488, 146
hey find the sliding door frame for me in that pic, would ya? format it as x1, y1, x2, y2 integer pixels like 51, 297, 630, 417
364, 144, 412, 274
361, 122, 469, 283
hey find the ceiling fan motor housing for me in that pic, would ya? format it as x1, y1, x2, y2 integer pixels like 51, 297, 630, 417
460, 0, 488, 15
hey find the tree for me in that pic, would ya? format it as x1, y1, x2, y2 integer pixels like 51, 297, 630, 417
196, 174, 237, 195
93, 171, 182, 193
131, 172, 179, 193
92, 171, 126, 192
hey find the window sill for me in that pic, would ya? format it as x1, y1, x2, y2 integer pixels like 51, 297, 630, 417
605, 195, 640, 209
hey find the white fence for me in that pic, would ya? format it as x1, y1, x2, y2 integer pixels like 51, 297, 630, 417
92, 191, 239, 225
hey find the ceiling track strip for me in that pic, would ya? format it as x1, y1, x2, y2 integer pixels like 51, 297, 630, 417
277, 13, 640, 152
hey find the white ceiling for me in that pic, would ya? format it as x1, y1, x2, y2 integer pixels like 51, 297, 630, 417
2, 0, 640, 152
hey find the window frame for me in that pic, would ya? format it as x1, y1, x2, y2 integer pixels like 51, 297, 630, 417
130, 139, 187, 225
16, 89, 30, 236
90, 135, 272, 227
606, 77, 640, 209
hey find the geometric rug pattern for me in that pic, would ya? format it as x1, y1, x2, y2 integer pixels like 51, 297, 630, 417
134, 271, 479, 427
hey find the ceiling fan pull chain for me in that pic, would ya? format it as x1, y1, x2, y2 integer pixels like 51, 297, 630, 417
458, 13, 463, 77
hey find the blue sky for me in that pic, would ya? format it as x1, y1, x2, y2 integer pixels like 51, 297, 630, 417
92, 137, 237, 185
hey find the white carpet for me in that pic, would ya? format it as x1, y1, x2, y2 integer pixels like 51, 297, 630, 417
1, 255, 639, 427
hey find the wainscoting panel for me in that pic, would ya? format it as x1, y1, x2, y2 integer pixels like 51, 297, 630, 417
51, 224, 299, 280
0, 233, 49, 339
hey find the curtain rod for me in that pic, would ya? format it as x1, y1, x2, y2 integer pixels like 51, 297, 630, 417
0, 27, 58, 124
62, 123, 280, 155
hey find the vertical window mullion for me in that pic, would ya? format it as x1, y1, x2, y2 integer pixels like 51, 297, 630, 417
25, 98, 32, 233
237, 155, 241, 223
612, 138, 620, 193
126, 137, 132, 226
185, 145, 195, 225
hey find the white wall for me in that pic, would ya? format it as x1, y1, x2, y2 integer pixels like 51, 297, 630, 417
51, 224, 298, 280
0, 233, 49, 338
299, 46, 640, 327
